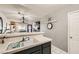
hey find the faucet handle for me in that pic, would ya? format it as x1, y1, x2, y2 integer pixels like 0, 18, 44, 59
2, 39, 4, 44
1, 36, 6, 44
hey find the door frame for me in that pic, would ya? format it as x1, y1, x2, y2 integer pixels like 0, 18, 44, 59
68, 10, 79, 53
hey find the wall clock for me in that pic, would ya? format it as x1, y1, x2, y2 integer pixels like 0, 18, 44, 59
47, 23, 53, 30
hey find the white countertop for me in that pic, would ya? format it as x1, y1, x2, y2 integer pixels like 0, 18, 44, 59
0, 32, 44, 38
0, 34, 52, 54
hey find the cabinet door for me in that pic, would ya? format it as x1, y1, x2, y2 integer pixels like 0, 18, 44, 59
43, 47, 51, 54
42, 42, 51, 54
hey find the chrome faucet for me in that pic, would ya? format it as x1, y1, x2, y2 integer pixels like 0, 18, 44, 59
21, 36, 30, 42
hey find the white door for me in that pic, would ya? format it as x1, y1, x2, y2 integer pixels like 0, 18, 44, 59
68, 11, 79, 53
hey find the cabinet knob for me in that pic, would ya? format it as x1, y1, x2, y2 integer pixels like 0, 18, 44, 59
69, 36, 72, 39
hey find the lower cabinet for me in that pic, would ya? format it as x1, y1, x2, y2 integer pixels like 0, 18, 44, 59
14, 42, 51, 54
42, 46, 51, 54
42, 42, 51, 54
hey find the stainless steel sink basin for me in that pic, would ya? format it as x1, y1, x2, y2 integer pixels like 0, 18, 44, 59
6, 37, 39, 50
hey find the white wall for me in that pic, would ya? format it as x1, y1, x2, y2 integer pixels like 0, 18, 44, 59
41, 5, 79, 52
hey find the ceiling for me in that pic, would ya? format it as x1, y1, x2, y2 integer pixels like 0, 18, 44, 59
0, 4, 76, 20
21, 4, 68, 16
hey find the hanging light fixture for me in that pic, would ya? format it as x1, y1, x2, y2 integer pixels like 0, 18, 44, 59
18, 12, 25, 23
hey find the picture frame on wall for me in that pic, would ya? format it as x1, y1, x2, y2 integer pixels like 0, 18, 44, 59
33, 21, 40, 32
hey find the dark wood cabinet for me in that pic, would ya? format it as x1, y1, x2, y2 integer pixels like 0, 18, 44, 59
42, 42, 51, 54
42, 47, 51, 54
14, 42, 51, 54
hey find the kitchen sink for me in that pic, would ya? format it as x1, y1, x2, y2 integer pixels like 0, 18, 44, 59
6, 37, 39, 50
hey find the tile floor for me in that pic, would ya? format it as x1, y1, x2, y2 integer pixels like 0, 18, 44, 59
51, 45, 67, 54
